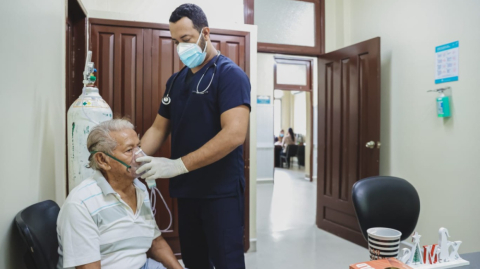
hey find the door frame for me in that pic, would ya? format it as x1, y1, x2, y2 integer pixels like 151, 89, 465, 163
65, 0, 87, 194
273, 56, 314, 182
85, 18, 251, 252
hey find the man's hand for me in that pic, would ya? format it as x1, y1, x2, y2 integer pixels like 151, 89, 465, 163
148, 236, 183, 269
136, 157, 189, 180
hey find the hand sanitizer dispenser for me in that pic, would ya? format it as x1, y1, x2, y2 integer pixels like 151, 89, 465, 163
428, 87, 451, 118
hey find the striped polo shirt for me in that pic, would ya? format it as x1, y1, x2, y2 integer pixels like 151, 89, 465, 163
57, 170, 161, 269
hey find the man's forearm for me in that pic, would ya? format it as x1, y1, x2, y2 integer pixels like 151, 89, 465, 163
141, 126, 169, 156
149, 236, 182, 269
182, 125, 246, 172
181, 106, 249, 172
76, 261, 101, 269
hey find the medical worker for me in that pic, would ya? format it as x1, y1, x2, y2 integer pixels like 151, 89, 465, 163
137, 3, 251, 269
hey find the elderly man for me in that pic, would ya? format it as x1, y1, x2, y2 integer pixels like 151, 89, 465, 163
56, 119, 183, 269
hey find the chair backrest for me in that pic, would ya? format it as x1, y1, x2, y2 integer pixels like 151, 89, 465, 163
296, 145, 305, 156
352, 176, 420, 242
15, 200, 60, 269
286, 144, 298, 157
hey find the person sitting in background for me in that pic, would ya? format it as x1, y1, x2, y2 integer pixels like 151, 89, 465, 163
56, 119, 182, 269
274, 129, 285, 145
281, 128, 295, 152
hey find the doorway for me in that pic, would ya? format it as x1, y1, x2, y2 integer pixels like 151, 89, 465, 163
273, 89, 312, 180
273, 56, 314, 183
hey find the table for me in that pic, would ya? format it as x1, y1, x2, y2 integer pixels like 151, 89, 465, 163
460, 252, 480, 268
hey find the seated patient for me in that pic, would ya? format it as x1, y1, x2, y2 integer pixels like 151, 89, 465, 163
57, 119, 183, 269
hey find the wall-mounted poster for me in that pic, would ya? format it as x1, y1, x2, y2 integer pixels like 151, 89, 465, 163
257, 95, 271, 105
435, 41, 459, 84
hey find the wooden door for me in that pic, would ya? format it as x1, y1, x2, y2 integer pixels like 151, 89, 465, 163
148, 29, 251, 252
147, 28, 188, 253
90, 25, 145, 130
210, 33, 250, 252
66, 0, 87, 193
316, 37, 381, 247
90, 19, 251, 254
209, 33, 250, 252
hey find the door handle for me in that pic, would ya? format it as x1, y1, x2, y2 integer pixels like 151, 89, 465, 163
365, 141, 376, 149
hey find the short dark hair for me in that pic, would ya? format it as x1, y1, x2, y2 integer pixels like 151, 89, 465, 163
169, 4, 209, 33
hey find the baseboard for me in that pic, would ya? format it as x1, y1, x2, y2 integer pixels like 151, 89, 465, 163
248, 238, 257, 253
257, 177, 274, 183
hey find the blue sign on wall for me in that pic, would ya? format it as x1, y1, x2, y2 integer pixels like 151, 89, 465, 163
257, 95, 271, 104
435, 41, 459, 84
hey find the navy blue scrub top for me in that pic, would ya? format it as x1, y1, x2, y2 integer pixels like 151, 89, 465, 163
158, 54, 251, 199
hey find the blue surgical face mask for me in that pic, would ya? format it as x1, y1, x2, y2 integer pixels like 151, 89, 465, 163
280, 134, 284, 138
177, 28, 207, 69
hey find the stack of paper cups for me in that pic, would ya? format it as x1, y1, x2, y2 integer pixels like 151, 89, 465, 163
367, 228, 402, 260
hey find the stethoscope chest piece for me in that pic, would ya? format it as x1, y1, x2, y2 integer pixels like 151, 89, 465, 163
162, 96, 171, 105
162, 51, 221, 106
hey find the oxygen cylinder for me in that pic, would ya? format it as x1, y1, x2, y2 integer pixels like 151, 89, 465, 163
67, 87, 112, 190
67, 51, 112, 191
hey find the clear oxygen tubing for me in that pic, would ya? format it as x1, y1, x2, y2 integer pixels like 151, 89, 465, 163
149, 186, 173, 233
134, 148, 173, 233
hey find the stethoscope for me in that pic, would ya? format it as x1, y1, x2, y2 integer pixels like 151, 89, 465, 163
162, 51, 221, 106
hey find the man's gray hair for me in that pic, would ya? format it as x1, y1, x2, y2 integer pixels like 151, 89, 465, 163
87, 119, 135, 170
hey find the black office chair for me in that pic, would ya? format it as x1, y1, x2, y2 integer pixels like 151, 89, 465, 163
15, 200, 60, 269
296, 145, 305, 167
352, 176, 420, 242
280, 144, 298, 168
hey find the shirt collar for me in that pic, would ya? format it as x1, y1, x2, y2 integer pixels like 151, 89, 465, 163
93, 170, 147, 195
133, 178, 147, 192
93, 170, 116, 195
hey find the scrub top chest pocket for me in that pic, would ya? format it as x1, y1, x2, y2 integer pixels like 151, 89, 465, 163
172, 65, 220, 124
162, 51, 221, 106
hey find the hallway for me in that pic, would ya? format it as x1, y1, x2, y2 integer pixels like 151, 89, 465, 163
245, 168, 368, 268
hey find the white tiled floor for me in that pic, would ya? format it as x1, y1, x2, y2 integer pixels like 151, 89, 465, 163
245, 167, 368, 269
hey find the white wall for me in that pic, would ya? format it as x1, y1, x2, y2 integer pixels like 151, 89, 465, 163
293, 92, 307, 136
0, 0, 66, 268
292, 91, 312, 177
281, 91, 292, 132
326, 0, 480, 253
256, 54, 275, 181
81, 0, 244, 26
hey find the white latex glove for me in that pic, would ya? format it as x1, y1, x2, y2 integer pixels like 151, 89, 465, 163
136, 156, 189, 181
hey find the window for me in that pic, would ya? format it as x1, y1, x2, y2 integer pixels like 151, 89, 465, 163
274, 56, 312, 91
252, 0, 325, 56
